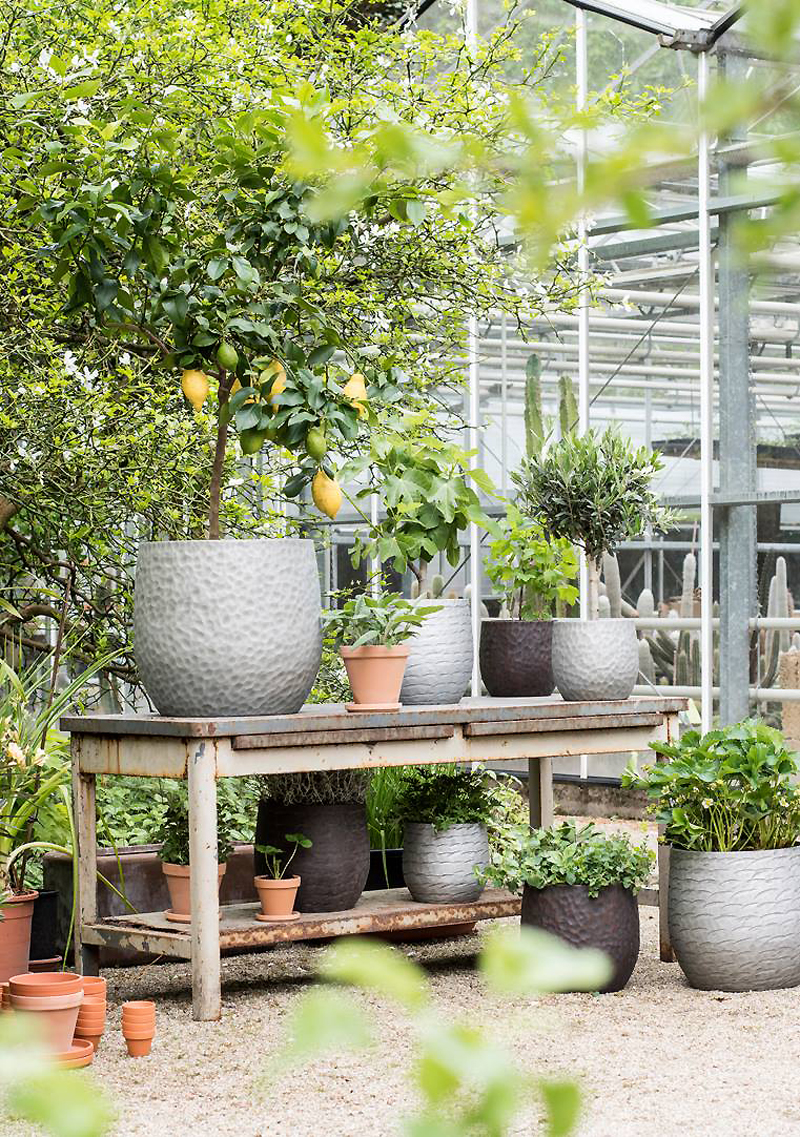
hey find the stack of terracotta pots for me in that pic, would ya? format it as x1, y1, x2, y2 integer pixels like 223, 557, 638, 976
74, 976, 107, 1052
8, 972, 93, 1067
121, 1000, 155, 1057
0, 982, 10, 1012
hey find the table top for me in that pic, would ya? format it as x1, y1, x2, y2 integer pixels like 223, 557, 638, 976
62, 695, 686, 739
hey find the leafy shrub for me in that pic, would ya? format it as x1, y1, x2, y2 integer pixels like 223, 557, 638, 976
484, 503, 578, 620
393, 766, 501, 833
154, 785, 238, 865
97, 776, 257, 850
624, 719, 800, 852
483, 821, 654, 897
323, 592, 441, 648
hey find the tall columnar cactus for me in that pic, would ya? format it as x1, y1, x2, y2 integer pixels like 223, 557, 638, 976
524, 354, 545, 460
602, 553, 622, 618
558, 374, 578, 438
637, 588, 656, 619
638, 637, 656, 685
681, 552, 697, 618
762, 557, 790, 688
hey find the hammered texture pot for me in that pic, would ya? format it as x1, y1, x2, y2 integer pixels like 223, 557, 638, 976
479, 619, 554, 698
551, 618, 639, 702
668, 846, 800, 991
254, 802, 370, 912
134, 538, 322, 717
400, 600, 473, 706
521, 883, 640, 992
402, 822, 488, 903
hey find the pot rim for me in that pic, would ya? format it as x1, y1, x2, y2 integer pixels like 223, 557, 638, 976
340, 644, 410, 659
160, 861, 227, 876
552, 617, 633, 627
122, 1000, 156, 1012
3, 891, 39, 905
137, 537, 314, 550
10, 990, 84, 1009
122, 1027, 156, 1040
404, 820, 487, 832
481, 616, 552, 625
521, 881, 636, 895
254, 874, 301, 888
668, 843, 800, 859
10, 972, 82, 995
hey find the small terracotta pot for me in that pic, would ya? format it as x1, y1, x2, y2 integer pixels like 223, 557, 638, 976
125, 1036, 152, 1058
121, 1016, 155, 1031
340, 644, 409, 707
81, 994, 106, 1008
123, 1025, 155, 1039
254, 875, 301, 919
161, 862, 227, 919
58, 1039, 94, 1067
76, 1007, 106, 1025
28, 957, 63, 973
121, 1000, 154, 1017
10, 988, 83, 1052
0, 982, 9, 1012
81, 976, 106, 996
10, 972, 82, 998
0, 892, 38, 984
75, 1033, 102, 1054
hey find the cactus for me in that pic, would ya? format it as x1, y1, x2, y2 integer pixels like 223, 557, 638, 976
602, 553, 622, 618
637, 588, 655, 619
430, 573, 445, 599
638, 638, 656, 684
761, 557, 790, 688
524, 354, 545, 460
410, 579, 420, 600
559, 374, 578, 438
597, 594, 611, 618
464, 583, 490, 619
681, 552, 696, 618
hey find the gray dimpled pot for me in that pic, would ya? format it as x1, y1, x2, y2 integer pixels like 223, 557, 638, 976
402, 821, 488, 903
400, 599, 473, 706
551, 618, 639, 702
133, 539, 322, 717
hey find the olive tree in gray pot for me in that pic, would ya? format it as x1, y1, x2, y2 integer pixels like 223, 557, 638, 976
513, 427, 674, 702
396, 766, 499, 903
481, 504, 578, 697
626, 719, 800, 992
482, 820, 653, 992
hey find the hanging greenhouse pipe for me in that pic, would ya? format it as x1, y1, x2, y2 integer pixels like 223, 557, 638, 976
598, 286, 800, 317
633, 685, 800, 703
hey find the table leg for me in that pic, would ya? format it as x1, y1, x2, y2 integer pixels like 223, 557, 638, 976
72, 738, 100, 977
658, 713, 679, 962
188, 740, 221, 1020
528, 757, 554, 829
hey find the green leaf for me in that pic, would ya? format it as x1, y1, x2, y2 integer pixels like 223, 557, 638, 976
480, 925, 612, 995
319, 939, 428, 1010
406, 198, 426, 226
279, 988, 371, 1063
308, 344, 336, 367
62, 79, 102, 100
540, 1080, 582, 1137
8, 1070, 113, 1137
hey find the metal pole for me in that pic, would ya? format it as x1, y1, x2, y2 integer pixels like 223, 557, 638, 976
576, 6, 590, 619
466, 0, 481, 696
698, 50, 715, 734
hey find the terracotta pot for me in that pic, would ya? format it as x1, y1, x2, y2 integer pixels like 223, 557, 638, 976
254, 875, 301, 919
0, 892, 38, 984
82, 993, 106, 1007
28, 957, 63, 973
75, 1033, 102, 1054
161, 862, 227, 919
76, 1003, 106, 1021
58, 1039, 94, 1068
125, 1036, 153, 1058
10, 972, 82, 997
340, 644, 409, 707
0, 982, 9, 1011
121, 1000, 155, 1016
121, 1013, 155, 1029
81, 976, 106, 996
10, 989, 83, 1052
479, 619, 555, 697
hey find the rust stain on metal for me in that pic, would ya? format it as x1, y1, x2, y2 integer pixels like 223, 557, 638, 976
232, 725, 455, 750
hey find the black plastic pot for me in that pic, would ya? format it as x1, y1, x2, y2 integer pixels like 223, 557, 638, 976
254, 801, 370, 912
521, 882, 640, 993
365, 848, 404, 891
479, 619, 554, 698
30, 889, 60, 961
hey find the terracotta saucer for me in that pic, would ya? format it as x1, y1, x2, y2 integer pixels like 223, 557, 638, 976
345, 702, 400, 713
255, 911, 301, 923
55, 1039, 94, 1068
164, 909, 192, 924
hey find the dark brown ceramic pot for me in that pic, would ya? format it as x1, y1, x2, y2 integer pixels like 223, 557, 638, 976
521, 883, 640, 993
254, 801, 370, 912
479, 619, 554, 698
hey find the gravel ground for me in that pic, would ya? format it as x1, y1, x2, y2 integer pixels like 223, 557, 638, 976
8, 907, 800, 1137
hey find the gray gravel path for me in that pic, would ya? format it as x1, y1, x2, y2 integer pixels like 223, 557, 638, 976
8, 908, 800, 1137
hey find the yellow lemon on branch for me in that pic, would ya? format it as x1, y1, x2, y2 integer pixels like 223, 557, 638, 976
312, 469, 342, 519
181, 368, 210, 411
342, 372, 368, 418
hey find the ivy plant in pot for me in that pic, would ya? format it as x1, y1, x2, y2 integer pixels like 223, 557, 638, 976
482, 820, 653, 992
154, 788, 235, 924
253, 833, 311, 923
624, 719, 800, 992
322, 592, 441, 711
481, 503, 578, 697
514, 427, 674, 701
395, 766, 500, 903
350, 428, 497, 705
255, 770, 371, 912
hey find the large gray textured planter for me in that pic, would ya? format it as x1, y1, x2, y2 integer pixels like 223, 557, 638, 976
402, 821, 488, 903
669, 845, 800, 992
400, 599, 472, 706
134, 539, 321, 717
551, 618, 639, 702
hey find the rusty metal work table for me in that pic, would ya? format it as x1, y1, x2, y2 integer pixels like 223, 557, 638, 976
63, 695, 684, 1020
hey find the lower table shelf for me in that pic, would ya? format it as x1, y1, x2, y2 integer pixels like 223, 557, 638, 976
80, 887, 522, 960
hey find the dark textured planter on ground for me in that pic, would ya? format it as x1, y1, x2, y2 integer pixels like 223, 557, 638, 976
365, 848, 405, 891
479, 619, 554, 698
521, 882, 640, 992
254, 801, 369, 912
30, 889, 60, 961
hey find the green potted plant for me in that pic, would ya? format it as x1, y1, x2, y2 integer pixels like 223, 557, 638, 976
365, 767, 407, 890
481, 503, 578, 697
253, 833, 311, 923
395, 766, 500, 904
255, 770, 371, 912
482, 820, 653, 992
155, 787, 235, 923
322, 592, 441, 711
624, 719, 800, 992
514, 427, 674, 701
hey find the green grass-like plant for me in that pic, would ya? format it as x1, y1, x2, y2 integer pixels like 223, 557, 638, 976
155, 785, 236, 866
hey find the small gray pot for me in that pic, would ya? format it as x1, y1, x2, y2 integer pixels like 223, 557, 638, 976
669, 845, 800, 991
551, 618, 639, 702
402, 821, 488, 903
400, 599, 473, 706
134, 538, 322, 717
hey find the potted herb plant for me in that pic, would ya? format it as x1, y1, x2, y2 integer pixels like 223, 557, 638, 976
481, 504, 578, 697
514, 427, 674, 701
253, 833, 311, 923
625, 719, 800, 992
323, 592, 441, 710
154, 787, 235, 923
483, 820, 654, 992
395, 766, 499, 903
255, 770, 371, 912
